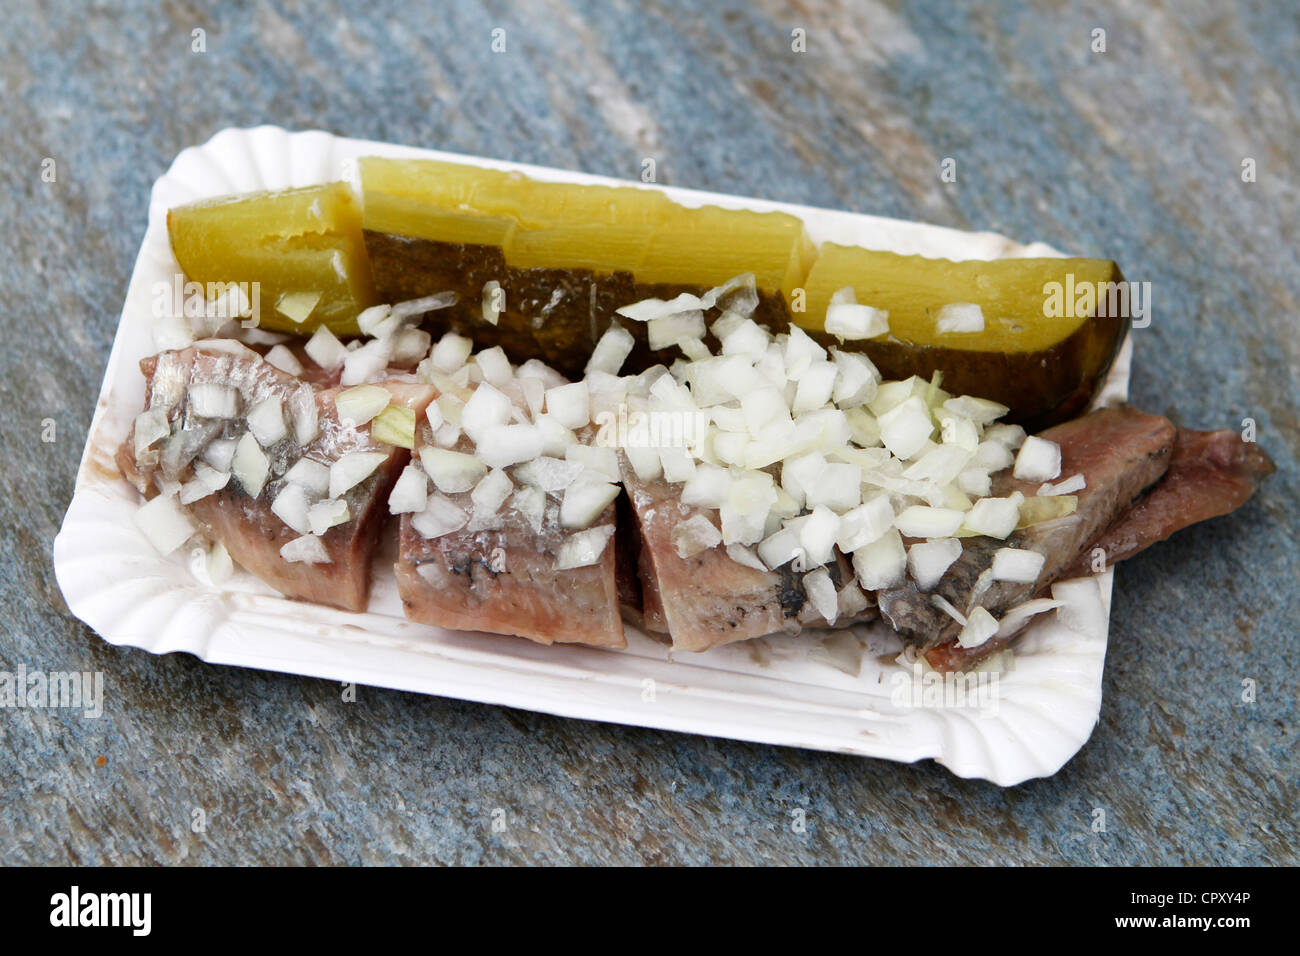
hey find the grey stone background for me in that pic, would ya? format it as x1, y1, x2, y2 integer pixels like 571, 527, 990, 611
1, 0, 1295, 864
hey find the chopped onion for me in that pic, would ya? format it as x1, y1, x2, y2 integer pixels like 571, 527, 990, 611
476, 346, 513, 388
672, 514, 722, 558
271, 482, 313, 535
726, 543, 766, 571
700, 273, 756, 311
280, 533, 331, 564
133, 491, 196, 555
513, 456, 583, 492
247, 396, 288, 447
877, 396, 933, 460
519, 376, 545, 420
830, 348, 880, 408
388, 465, 428, 515
984, 422, 1027, 449
340, 337, 392, 386
624, 443, 662, 482
956, 467, 992, 498
962, 491, 1024, 539
134, 408, 170, 459
411, 494, 469, 539
996, 598, 1064, 638
1017, 494, 1078, 528
482, 280, 503, 325
719, 318, 770, 361
565, 444, 620, 481
585, 324, 635, 375
931, 594, 968, 627
356, 304, 393, 336
836, 495, 895, 552
1051, 577, 1106, 639
791, 360, 837, 414
477, 423, 545, 469
545, 382, 590, 429
783, 326, 827, 380
329, 450, 388, 499
289, 384, 319, 445
232, 433, 269, 497
152, 313, 195, 352
659, 445, 697, 483
461, 383, 513, 441
991, 547, 1046, 583
429, 332, 474, 373
648, 310, 706, 350
894, 505, 966, 539
616, 293, 705, 323
419, 447, 487, 493
757, 526, 802, 570
852, 528, 906, 590
935, 303, 985, 334
283, 457, 330, 497
305, 326, 348, 371
533, 413, 575, 457
372, 404, 416, 449
680, 463, 731, 509
559, 472, 620, 529
803, 567, 839, 623
803, 462, 861, 512
510, 485, 547, 534
206, 540, 233, 585
956, 606, 998, 648
798, 506, 840, 568
1013, 435, 1062, 482
973, 439, 1015, 472
391, 328, 432, 366
908, 537, 962, 589
189, 383, 238, 419
471, 468, 514, 518
264, 344, 304, 376
388, 291, 457, 324
825, 302, 889, 339
555, 525, 616, 570
1039, 473, 1086, 496
202, 437, 237, 473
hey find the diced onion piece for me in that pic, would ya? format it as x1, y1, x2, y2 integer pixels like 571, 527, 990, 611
852, 528, 906, 590
192, 461, 230, 493
559, 472, 620, 529
283, 458, 330, 497
757, 526, 802, 570
908, 537, 962, 590
511, 485, 546, 534
471, 468, 514, 518
680, 463, 731, 509
825, 302, 889, 339
419, 447, 487, 494
648, 310, 706, 350
247, 396, 287, 447
957, 467, 992, 498
659, 445, 696, 483
1039, 473, 1086, 496
804, 462, 862, 512
429, 332, 474, 373
991, 547, 1046, 583
830, 348, 880, 408
513, 456, 583, 492
565, 444, 620, 481
232, 433, 270, 497
935, 303, 985, 334
726, 543, 766, 571
264, 344, 304, 376
305, 326, 348, 371
836, 495, 895, 552
461, 382, 513, 441
372, 404, 416, 449
545, 382, 590, 429
391, 328, 432, 366
271, 482, 313, 535
1013, 435, 1062, 482
973, 440, 1015, 472
616, 293, 705, 323
719, 318, 770, 361
275, 291, 321, 324
784, 326, 827, 380
791, 360, 837, 414
476, 346, 513, 388
1017, 494, 1078, 528
533, 413, 575, 457
1051, 577, 1106, 639
189, 383, 239, 419
894, 505, 966, 539
411, 494, 469, 539
672, 514, 722, 558
798, 506, 840, 568
624, 444, 662, 482
519, 376, 545, 420
956, 606, 999, 648
477, 423, 545, 469
700, 273, 756, 310
206, 540, 233, 585
482, 280, 503, 325
329, 450, 388, 499
388, 464, 428, 515
280, 533, 332, 564
288, 385, 319, 446
984, 423, 1027, 449
555, 525, 616, 570
903, 443, 972, 486
340, 338, 392, 386
962, 491, 1024, 539
133, 491, 196, 555
803, 567, 839, 623
585, 324, 635, 375
996, 598, 1064, 638
931, 594, 968, 627
877, 396, 933, 460
134, 408, 170, 458
202, 437, 237, 473
356, 304, 393, 336
152, 313, 195, 351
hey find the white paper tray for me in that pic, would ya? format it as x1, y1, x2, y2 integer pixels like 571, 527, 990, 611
53, 126, 1131, 786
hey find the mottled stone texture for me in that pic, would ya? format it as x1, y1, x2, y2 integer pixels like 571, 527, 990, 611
1, 0, 1296, 865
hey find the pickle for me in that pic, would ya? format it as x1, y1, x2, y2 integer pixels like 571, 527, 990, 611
167, 183, 377, 334
799, 245, 1128, 428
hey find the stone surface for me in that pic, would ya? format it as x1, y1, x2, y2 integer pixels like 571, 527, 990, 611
1, 0, 1295, 865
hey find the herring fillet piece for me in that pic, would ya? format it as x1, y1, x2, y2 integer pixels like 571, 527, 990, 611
116, 343, 430, 612
878, 405, 1177, 671
1057, 426, 1276, 578
394, 398, 625, 648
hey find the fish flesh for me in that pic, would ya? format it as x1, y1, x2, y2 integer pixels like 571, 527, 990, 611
879, 405, 1177, 670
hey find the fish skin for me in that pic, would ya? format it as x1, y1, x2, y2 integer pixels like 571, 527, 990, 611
878, 405, 1177, 670
1057, 426, 1276, 578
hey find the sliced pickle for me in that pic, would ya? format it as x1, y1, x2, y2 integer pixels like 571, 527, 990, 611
799, 245, 1129, 428
167, 182, 376, 334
